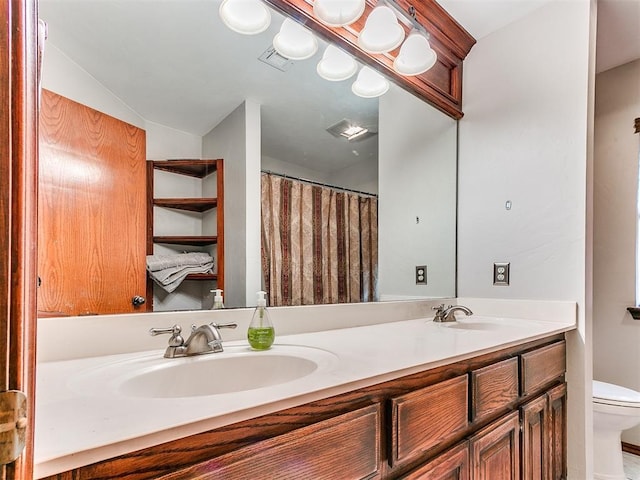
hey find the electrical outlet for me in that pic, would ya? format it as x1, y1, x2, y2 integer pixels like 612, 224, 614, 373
415, 265, 427, 285
493, 262, 510, 286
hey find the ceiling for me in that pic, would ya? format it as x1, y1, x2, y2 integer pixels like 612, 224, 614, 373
595, 0, 640, 73
39, 0, 379, 174
439, 0, 640, 74
39, 0, 639, 174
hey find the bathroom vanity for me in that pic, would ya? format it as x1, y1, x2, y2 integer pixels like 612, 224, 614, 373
36, 304, 574, 480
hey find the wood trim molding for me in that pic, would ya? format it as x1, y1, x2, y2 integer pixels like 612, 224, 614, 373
1, 0, 39, 478
623, 442, 640, 456
635, 117, 639, 134
626, 307, 640, 320
265, 0, 476, 119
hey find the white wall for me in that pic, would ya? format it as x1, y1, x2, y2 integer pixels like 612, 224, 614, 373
593, 58, 640, 444
457, 2, 594, 477
42, 44, 145, 128
262, 155, 332, 184
327, 158, 378, 195
263, 154, 377, 195
378, 83, 457, 299
42, 40, 209, 312
203, 101, 262, 307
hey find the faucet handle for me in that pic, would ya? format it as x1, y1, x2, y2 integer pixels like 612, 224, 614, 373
210, 322, 238, 330
149, 324, 184, 347
432, 304, 445, 312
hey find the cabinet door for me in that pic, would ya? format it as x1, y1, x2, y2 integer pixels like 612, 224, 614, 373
39, 89, 147, 315
521, 394, 549, 480
401, 442, 470, 480
470, 411, 520, 480
547, 383, 567, 480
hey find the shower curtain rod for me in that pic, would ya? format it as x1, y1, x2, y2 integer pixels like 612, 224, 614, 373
261, 170, 378, 198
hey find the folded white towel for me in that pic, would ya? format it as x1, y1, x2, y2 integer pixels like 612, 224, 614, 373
148, 262, 214, 293
146, 252, 213, 272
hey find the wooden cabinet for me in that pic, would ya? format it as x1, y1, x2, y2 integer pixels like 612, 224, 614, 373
521, 394, 549, 480
146, 159, 224, 309
470, 412, 521, 480
390, 375, 468, 466
520, 383, 567, 480
471, 357, 519, 423
157, 404, 381, 480
520, 341, 566, 397
401, 442, 470, 480
547, 383, 567, 480
42, 335, 568, 480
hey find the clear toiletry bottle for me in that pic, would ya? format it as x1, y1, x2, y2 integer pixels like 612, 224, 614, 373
211, 289, 224, 310
248, 291, 274, 350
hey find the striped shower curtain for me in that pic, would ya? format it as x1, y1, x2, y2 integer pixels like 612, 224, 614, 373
261, 173, 378, 306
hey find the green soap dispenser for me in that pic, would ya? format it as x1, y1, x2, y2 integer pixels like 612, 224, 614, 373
211, 289, 224, 310
248, 291, 274, 350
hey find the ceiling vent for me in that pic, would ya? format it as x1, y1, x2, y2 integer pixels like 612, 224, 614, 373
326, 119, 377, 142
258, 46, 294, 72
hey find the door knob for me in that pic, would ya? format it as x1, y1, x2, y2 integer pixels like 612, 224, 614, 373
132, 295, 146, 307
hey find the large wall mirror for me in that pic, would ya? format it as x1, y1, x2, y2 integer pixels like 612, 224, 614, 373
37, 0, 457, 314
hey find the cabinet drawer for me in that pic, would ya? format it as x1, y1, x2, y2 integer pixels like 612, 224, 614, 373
159, 404, 381, 480
520, 341, 566, 397
471, 357, 519, 423
390, 375, 468, 466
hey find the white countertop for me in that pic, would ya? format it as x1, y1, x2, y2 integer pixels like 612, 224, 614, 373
35, 311, 575, 479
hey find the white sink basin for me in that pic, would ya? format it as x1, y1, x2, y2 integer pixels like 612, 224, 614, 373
68, 345, 338, 399
436, 317, 520, 332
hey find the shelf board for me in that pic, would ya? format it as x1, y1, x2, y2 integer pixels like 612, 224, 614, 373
184, 273, 218, 281
154, 198, 218, 212
151, 159, 220, 178
153, 235, 218, 246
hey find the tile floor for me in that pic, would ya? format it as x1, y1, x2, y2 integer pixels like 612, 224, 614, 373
624, 452, 640, 480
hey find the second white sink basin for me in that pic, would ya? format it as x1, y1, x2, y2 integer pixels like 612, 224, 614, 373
68, 345, 339, 399
436, 316, 520, 332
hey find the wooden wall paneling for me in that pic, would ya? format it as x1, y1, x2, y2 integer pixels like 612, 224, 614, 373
1, 0, 39, 478
264, 0, 475, 120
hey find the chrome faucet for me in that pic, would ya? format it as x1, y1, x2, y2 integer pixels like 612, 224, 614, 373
432, 304, 473, 323
149, 322, 238, 358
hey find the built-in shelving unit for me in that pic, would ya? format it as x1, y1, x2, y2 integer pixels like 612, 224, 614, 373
147, 159, 224, 308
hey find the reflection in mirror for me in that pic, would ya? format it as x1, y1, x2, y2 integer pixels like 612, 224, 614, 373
37, 0, 456, 314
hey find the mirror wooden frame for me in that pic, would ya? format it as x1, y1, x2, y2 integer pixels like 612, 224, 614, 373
265, 0, 476, 119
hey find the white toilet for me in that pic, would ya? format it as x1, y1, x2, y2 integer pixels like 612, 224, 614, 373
593, 380, 640, 480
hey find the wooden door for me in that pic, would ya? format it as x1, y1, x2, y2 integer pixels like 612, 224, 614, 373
38, 90, 147, 316
401, 442, 470, 480
0, 0, 39, 478
470, 411, 520, 480
547, 384, 567, 480
521, 394, 549, 480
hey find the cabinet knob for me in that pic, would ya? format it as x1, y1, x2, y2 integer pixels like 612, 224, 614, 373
132, 295, 146, 307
